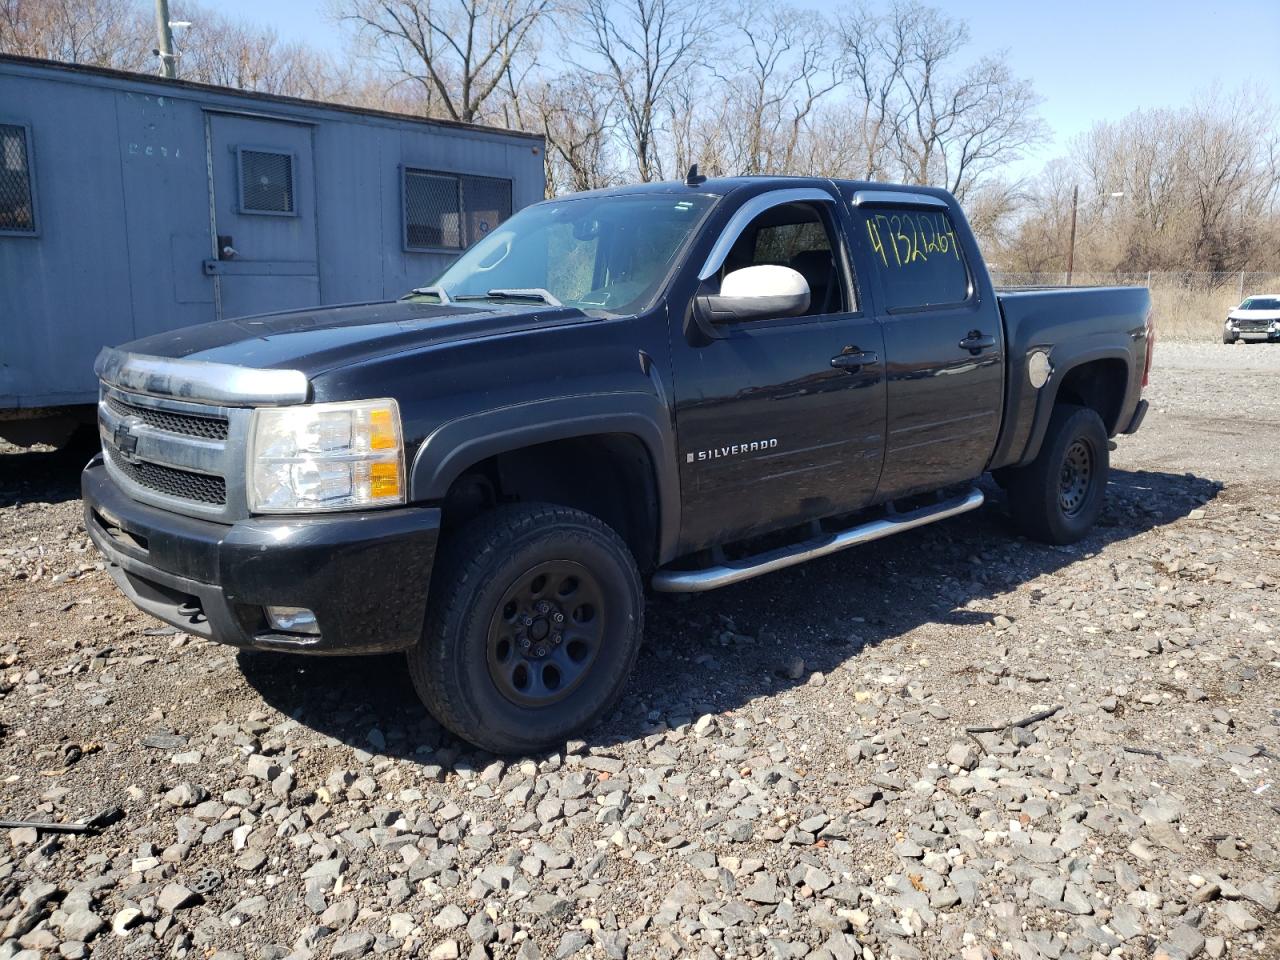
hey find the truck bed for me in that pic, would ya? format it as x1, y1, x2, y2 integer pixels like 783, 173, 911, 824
989, 284, 1152, 471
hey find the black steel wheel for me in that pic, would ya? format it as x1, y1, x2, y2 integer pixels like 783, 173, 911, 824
1058, 438, 1094, 518
1004, 403, 1109, 545
487, 561, 605, 707
409, 503, 643, 754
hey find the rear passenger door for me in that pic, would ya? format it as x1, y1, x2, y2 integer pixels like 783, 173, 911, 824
844, 190, 1004, 499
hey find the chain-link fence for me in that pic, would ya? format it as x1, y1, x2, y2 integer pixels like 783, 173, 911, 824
990, 271, 1280, 340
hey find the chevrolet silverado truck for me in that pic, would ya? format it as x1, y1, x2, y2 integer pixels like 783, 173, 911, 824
83, 174, 1153, 753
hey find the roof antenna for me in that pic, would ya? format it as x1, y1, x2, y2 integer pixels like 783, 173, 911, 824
685, 163, 707, 186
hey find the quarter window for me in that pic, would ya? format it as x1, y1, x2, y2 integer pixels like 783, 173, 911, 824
403, 169, 512, 251
0, 123, 35, 235
861, 208, 969, 311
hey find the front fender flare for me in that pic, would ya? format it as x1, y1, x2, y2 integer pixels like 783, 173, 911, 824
409, 391, 681, 564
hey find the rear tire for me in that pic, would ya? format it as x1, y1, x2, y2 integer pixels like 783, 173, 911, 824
1004, 404, 1109, 545
409, 503, 643, 754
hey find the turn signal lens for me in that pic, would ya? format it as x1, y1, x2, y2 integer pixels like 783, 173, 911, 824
368, 461, 401, 499
369, 408, 397, 450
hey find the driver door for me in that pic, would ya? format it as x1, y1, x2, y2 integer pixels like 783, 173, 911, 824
671, 192, 887, 551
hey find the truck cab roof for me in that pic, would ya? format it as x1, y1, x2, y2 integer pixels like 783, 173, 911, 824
547, 175, 952, 203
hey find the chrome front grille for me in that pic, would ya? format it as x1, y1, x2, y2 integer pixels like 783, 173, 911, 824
93, 347, 310, 523
105, 393, 229, 440
98, 385, 251, 521
102, 443, 227, 504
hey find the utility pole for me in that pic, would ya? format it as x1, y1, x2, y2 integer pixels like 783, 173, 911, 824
154, 0, 177, 79
1065, 183, 1078, 286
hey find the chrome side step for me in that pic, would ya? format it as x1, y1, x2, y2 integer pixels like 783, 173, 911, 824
652, 487, 985, 593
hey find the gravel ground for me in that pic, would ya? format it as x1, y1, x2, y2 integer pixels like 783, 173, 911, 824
1, 342, 1277, 960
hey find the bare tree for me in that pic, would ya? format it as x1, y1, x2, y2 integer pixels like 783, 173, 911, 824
997, 87, 1280, 275
714, 0, 839, 175
960, 177, 1025, 259
835, 4, 903, 181
172, 4, 341, 97
337, 0, 555, 123
834, 1, 1044, 199
575, 0, 711, 181
0, 0, 150, 70
665, 66, 729, 179
504, 71, 619, 195
1181, 90, 1280, 270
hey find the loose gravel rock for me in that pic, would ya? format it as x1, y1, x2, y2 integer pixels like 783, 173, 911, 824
1, 343, 1277, 959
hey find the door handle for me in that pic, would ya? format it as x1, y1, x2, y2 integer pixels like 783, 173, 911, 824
959, 331, 996, 354
831, 349, 880, 372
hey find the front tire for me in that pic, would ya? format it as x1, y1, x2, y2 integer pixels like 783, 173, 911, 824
409, 503, 643, 754
1004, 404, 1109, 545
1223, 332, 1237, 344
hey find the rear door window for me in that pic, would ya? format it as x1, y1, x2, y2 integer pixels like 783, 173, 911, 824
860, 208, 970, 311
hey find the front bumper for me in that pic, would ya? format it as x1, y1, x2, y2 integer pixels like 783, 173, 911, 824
1225, 324, 1280, 341
82, 457, 441, 654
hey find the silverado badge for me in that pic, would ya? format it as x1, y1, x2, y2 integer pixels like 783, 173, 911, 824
687, 439, 779, 463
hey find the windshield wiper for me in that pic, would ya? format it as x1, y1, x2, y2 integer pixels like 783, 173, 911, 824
405, 285, 451, 303
456, 288, 563, 307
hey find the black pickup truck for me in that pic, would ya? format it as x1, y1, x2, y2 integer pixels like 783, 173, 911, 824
83, 175, 1153, 753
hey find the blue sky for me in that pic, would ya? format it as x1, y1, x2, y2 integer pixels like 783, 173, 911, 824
215, 0, 1280, 180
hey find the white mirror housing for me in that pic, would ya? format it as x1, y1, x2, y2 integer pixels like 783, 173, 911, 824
697, 264, 811, 323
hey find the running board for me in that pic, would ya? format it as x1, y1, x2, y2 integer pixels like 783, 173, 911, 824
652, 487, 985, 593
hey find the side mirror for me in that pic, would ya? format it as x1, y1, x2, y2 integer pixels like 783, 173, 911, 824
695, 265, 810, 324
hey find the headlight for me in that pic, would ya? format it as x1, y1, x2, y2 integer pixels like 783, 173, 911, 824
248, 399, 405, 513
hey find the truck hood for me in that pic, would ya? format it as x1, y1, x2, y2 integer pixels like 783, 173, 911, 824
120, 300, 596, 377
1228, 308, 1280, 322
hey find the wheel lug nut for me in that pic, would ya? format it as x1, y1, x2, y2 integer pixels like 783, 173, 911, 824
535, 645, 547, 657
519, 637, 531, 650
522, 616, 534, 626
552, 612, 564, 624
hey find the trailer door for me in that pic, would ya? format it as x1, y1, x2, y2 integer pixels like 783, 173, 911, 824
205, 113, 319, 321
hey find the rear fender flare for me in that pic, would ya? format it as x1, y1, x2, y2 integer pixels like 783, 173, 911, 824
1018, 344, 1132, 467
409, 392, 680, 564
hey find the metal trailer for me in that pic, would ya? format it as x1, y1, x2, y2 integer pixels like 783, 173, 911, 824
0, 54, 546, 445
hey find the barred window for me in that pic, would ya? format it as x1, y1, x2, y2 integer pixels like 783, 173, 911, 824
0, 123, 35, 235
403, 168, 511, 251
404, 171, 461, 249
238, 148, 295, 215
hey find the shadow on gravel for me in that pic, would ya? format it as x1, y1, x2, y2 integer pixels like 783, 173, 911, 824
0, 432, 99, 507
238, 466, 1222, 764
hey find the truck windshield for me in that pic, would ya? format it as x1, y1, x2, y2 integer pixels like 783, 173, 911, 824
419, 193, 716, 316
1240, 297, 1280, 310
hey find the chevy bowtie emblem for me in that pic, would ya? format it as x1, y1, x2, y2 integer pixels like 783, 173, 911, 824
113, 418, 141, 458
